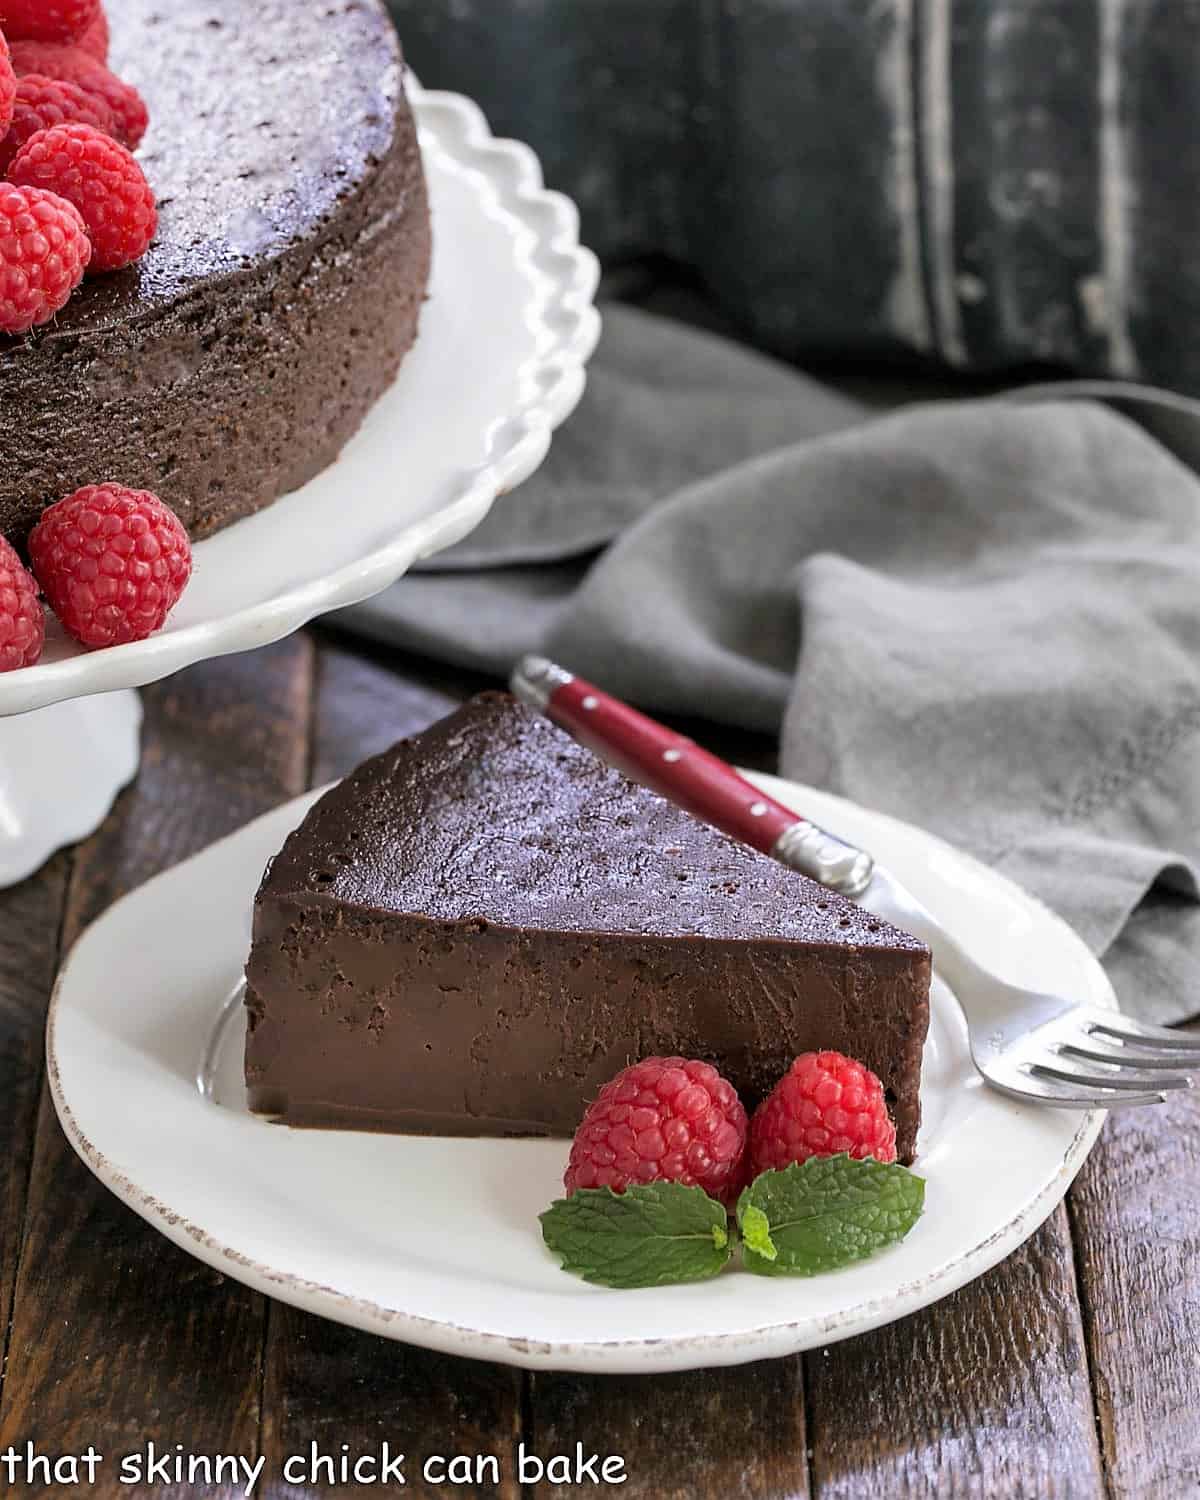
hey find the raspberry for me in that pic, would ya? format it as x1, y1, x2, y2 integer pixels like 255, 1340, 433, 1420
29, 484, 192, 649
0, 73, 115, 175
0, 0, 99, 47
564, 1057, 748, 1206
77, 7, 107, 62
0, 181, 90, 334
0, 30, 15, 139
9, 123, 154, 272
0, 535, 43, 671
0, 0, 99, 45
9, 41, 145, 147
0, 31, 14, 141
748, 1051, 897, 1177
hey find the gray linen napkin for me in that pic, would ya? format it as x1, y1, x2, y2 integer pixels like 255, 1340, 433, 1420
334, 305, 1200, 1023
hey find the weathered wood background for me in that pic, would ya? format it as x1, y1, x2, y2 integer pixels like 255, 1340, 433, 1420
389, 0, 1200, 393
0, 632, 1195, 1498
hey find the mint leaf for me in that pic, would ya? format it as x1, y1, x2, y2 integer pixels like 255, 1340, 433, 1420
540, 1183, 732, 1289
739, 1204, 777, 1261
736, 1155, 924, 1277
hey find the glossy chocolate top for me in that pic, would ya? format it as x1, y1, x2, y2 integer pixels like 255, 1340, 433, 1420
262, 693, 927, 950
1, 0, 402, 346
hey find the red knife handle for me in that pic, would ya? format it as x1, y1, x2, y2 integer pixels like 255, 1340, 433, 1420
510, 657, 875, 896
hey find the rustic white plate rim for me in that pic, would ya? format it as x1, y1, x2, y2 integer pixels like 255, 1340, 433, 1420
47, 773, 1108, 1374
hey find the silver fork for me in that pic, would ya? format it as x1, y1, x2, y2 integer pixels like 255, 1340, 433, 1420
512, 655, 1200, 1109
854, 862, 1197, 1108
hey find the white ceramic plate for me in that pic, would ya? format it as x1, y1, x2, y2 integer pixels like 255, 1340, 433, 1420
48, 773, 1109, 1374
0, 84, 600, 717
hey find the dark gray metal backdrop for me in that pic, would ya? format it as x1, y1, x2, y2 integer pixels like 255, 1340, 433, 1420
387, 0, 1200, 394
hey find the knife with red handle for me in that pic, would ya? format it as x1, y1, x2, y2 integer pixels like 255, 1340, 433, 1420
509, 655, 875, 896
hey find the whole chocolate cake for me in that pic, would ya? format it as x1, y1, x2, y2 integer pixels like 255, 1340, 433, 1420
245, 694, 932, 1161
0, 0, 430, 543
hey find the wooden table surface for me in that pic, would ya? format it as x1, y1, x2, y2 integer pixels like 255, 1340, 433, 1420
1, 630, 1196, 1499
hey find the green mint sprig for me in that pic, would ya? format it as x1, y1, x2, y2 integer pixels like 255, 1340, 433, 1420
736, 1155, 925, 1277
540, 1155, 924, 1288
539, 1182, 732, 1288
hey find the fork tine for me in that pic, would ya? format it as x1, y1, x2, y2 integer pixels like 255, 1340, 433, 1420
1030, 1061, 1192, 1093
1007, 1077, 1167, 1108
1058, 1041, 1198, 1072
1085, 1015, 1200, 1052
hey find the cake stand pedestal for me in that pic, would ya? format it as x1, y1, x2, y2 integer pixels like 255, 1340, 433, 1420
0, 82, 599, 889
0, 691, 142, 886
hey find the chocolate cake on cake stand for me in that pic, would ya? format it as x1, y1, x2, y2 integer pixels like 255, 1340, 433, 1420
0, 84, 600, 886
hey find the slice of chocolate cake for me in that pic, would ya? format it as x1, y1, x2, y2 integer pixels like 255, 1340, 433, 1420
244, 694, 932, 1160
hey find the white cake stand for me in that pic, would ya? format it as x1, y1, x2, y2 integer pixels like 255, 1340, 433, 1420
0, 84, 601, 886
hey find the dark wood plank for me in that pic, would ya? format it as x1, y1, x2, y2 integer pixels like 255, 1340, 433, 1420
307, 634, 481, 783
0, 637, 314, 1493
0, 855, 71, 1393
260, 1313, 522, 1500
805, 1206, 1105, 1499
257, 638, 522, 1500
1069, 1075, 1200, 1499
526, 1361, 808, 1500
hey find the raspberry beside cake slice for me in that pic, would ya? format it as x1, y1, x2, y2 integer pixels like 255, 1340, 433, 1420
244, 694, 932, 1161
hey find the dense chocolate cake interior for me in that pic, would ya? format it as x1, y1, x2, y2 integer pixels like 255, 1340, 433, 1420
245, 695, 931, 1158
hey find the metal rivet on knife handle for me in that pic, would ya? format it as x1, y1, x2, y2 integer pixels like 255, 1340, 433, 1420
772, 820, 876, 898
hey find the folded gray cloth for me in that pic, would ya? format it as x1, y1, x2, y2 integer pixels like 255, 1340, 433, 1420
334, 305, 1200, 1023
